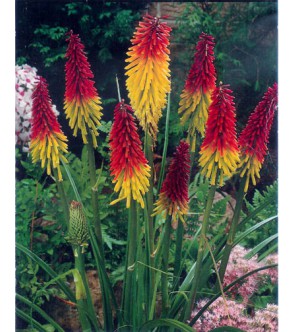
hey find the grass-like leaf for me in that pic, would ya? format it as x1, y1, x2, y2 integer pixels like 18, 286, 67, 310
16, 294, 65, 332
208, 327, 246, 332
244, 233, 278, 259
139, 318, 196, 331
16, 243, 76, 302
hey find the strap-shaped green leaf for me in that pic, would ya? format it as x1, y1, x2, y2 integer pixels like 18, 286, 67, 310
139, 318, 196, 331
16, 294, 65, 332
16, 243, 76, 302
208, 327, 247, 332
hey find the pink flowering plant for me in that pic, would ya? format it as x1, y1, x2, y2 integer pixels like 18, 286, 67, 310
15, 4, 278, 332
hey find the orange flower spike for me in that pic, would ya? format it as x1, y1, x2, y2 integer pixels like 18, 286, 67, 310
153, 141, 190, 226
30, 77, 68, 181
64, 31, 102, 147
125, 14, 171, 139
109, 101, 151, 208
238, 83, 278, 192
179, 32, 216, 151
199, 84, 240, 187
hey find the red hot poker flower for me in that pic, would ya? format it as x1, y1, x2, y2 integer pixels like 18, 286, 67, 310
125, 14, 171, 140
153, 141, 190, 227
64, 31, 102, 147
199, 84, 240, 186
109, 101, 151, 208
238, 83, 278, 192
179, 32, 216, 151
30, 77, 68, 181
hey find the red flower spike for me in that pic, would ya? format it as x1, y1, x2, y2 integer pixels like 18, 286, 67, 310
238, 83, 278, 192
109, 101, 151, 208
30, 77, 68, 181
199, 84, 240, 187
179, 32, 217, 151
125, 15, 171, 140
153, 141, 190, 227
64, 31, 102, 147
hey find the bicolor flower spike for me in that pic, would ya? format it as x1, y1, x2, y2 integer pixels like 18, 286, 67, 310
238, 83, 278, 192
64, 31, 103, 148
109, 101, 151, 208
199, 84, 240, 187
125, 14, 171, 140
153, 141, 190, 226
30, 77, 68, 181
178, 32, 216, 152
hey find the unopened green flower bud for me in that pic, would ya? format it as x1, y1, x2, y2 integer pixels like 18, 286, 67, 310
66, 201, 89, 251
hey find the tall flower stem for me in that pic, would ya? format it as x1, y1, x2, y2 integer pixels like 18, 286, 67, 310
161, 216, 172, 316
216, 176, 246, 287
157, 93, 171, 193
122, 198, 138, 326
73, 245, 94, 331
86, 131, 104, 259
53, 169, 69, 225
184, 183, 217, 320
173, 221, 184, 289
144, 130, 155, 300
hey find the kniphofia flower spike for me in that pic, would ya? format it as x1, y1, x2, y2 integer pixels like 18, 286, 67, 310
109, 101, 151, 208
125, 14, 171, 140
199, 84, 240, 186
153, 141, 190, 227
30, 77, 68, 181
178, 32, 216, 152
64, 31, 103, 147
238, 83, 278, 192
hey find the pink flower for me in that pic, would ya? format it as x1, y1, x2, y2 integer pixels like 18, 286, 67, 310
191, 298, 278, 332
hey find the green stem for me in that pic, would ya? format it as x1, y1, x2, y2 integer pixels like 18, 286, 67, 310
184, 183, 217, 320
122, 198, 138, 326
73, 245, 93, 332
189, 149, 197, 182
145, 131, 155, 248
173, 221, 184, 289
216, 176, 246, 287
53, 168, 69, 225
161, 217, 172, 317
144, 131, 155, 311
86, 132, 104, 259
157, 93, 171, 193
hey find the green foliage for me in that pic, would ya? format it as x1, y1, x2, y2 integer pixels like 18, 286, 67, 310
16, 176, 68, 306
250, 280, 278, 311
30, 25, 68, 67
187, 173, 231, 239
22, 2, 144, 68
63, 2, 141, 62
240, 181, 278, 252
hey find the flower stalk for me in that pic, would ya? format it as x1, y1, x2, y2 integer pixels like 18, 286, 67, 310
161, 216, 172, 317
184, 182, 217, 320
86, 132, 104, 258
122, 198, 138, 326
216, 176, 246, 287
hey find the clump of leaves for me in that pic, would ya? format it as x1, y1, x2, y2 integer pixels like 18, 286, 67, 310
240, 181, 278, 253
15, 175, 69, 308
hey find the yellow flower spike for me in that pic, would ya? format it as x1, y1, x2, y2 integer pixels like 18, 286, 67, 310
125, 15, 171, 140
